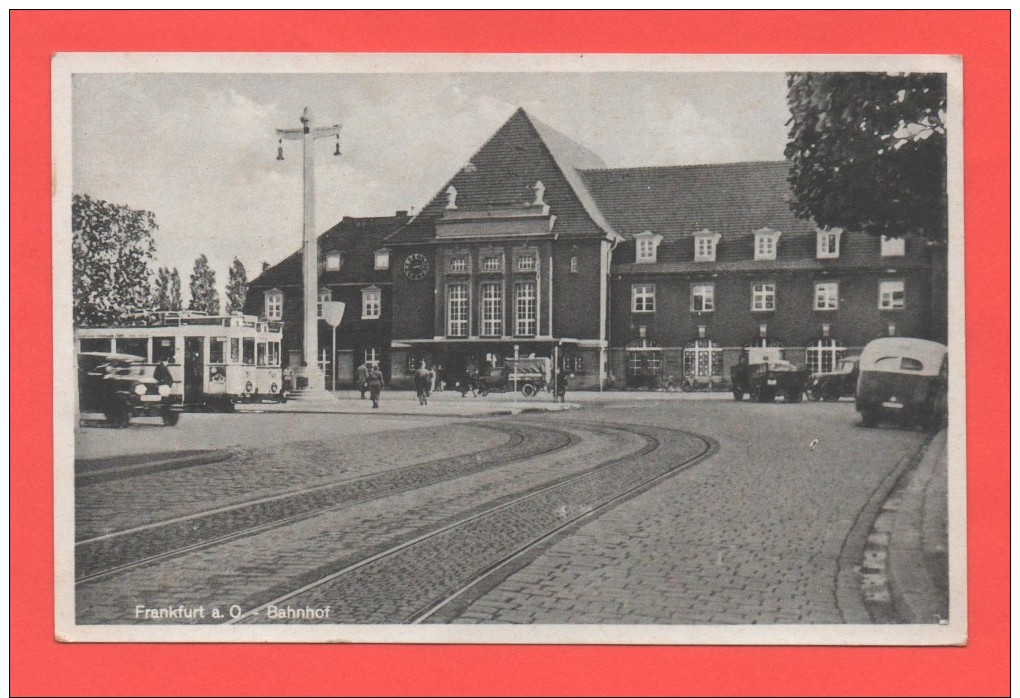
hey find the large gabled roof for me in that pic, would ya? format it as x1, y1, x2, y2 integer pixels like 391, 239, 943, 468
386, 108, 620, 244
249, 213, 410, 288
579, 161, 817, 243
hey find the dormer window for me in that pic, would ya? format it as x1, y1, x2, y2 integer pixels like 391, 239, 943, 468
754, 228, 782, 261
634, 231, 663, 263
693, 230, 721, 262
374, 248, 390, 271
817, 229, 843, 259
881, 235, 906, 257
325, 251, 343, 271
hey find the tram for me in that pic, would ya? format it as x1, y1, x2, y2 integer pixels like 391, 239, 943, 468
75, 311, 286, 410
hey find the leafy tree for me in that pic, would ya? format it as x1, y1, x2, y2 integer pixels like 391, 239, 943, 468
785, 72, 947, 243
168, 268, 183, 311
225, 257, 248, 313
189, 254, 220, 315
72, 193, 157, 327
151, 266, 184, 312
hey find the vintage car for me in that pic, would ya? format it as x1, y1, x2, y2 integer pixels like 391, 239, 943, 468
77, 352, 183, 427
475, 357, 552, 398
731, 348, 808, 403
856, 337, 948, 430
806, 355, 861, 402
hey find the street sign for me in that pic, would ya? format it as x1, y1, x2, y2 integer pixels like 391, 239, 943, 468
321, 301, 346, 328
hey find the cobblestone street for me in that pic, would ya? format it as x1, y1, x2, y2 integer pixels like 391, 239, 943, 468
73, 396, 934, 626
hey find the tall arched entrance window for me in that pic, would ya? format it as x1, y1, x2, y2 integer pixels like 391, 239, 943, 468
626, 338, 662, 388
805, 337, 847, 374
683, 338, 722, 378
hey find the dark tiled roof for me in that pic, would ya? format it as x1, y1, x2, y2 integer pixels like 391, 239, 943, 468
580, 161, 816, 242
580, 161, 918, 266
386, 108, 617, 244
249, 214, 410, 289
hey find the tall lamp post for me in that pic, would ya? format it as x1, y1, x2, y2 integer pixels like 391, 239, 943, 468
276, 107, 341, 392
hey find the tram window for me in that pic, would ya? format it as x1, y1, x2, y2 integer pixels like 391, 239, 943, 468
80, 338, 112, 353
115, 337, 148, 359
257, 342, 267, 366
268, 342, 281, 366
230, 338, 240, 363
243, 338, 255, 365
152, 337, 175, 363
209, 338, 226, 364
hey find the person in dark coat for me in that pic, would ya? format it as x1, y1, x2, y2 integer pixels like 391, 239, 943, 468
367, 363, 384, 409
414, 361, 431, 406
555, 371, 568, 403
153, 358, 174, 387
356, 362, 370, 399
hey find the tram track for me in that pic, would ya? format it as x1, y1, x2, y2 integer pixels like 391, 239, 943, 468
75, 422, 578, 584
228, 421, 716, 625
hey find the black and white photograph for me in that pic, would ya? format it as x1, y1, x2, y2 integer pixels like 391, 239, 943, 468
54, 53, 965, 644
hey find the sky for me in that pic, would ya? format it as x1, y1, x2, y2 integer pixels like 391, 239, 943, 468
72, 69, 792, 302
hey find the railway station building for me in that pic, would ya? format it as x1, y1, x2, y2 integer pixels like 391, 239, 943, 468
248, 108, 945, 390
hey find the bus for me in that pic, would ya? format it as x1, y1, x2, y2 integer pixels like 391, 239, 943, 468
74, 311, 286, 410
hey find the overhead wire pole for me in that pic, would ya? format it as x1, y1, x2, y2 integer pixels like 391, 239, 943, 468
276, 108, 341, 393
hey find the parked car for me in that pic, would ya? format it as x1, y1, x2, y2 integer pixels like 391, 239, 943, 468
77, 352, 182, 427
806, 355, 860, 402
855, 338, 948, 430
475, 357, 551, 398
730, 348, 808, 403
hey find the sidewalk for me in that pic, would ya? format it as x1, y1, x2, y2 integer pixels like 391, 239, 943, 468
235, 390, 580, 418
885, 429, 950, 624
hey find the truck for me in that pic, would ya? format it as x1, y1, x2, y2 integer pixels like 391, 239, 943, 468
730, 347, 808, 403
476, 357, 552, 397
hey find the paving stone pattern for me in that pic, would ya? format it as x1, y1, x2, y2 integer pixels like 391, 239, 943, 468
76, 422, 648, 623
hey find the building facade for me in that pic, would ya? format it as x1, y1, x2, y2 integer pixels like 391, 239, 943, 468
245, 213, 409, 387
248, 108, 944, 391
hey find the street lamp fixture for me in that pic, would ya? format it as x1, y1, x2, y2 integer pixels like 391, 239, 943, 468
275, 107, 342, 393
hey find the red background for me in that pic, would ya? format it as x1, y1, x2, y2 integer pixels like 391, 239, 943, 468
11, 11, 1009, 696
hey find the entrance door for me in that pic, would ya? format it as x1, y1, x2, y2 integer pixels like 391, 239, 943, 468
184, 337, 204, 403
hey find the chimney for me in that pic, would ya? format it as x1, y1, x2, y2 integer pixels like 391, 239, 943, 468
261, 261, 270, 272
395, 210, 408, 217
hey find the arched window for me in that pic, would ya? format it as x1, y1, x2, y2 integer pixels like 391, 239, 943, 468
683, 338, 722, 378
805, 337, 847, 374
626, 338, 662, 376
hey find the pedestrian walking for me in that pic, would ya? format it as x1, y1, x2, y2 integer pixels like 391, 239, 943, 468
356, 361, 369, 399
555, 371, 568, 403
367, 363, 384, 409
414, 361, 431, 406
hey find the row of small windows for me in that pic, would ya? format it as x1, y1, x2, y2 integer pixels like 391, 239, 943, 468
447, 281, 537, 338
633, 229, 906, 263
325, 249, 390, 272
626, 337, 848, 378
264, 287, 382, 321
447, 253, 539, 274
631, 280, 905, 313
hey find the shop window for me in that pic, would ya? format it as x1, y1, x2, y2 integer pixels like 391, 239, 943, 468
806, 337, 847, 374
683, 338, 723, 378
